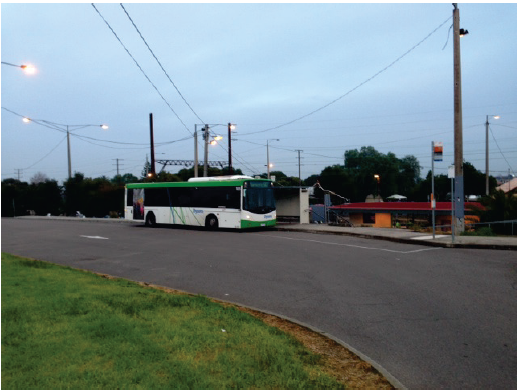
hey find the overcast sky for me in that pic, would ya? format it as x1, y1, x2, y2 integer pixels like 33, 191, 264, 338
1, 2, 517, 188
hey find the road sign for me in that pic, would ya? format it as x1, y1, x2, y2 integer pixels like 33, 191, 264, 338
433, 142, 443, 162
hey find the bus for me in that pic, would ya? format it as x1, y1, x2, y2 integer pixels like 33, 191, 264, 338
124, 176, 276, 229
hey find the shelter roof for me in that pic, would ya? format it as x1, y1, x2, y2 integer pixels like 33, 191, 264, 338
496, 178, 517, 193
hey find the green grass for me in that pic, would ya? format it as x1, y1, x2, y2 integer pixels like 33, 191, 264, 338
1, 252, 345, 390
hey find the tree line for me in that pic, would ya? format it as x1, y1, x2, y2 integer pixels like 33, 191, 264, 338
1, 146, 510, 220
305, 146, 498, 204
1, 166, 245, 218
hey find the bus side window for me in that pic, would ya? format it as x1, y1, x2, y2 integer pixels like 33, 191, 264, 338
127, 189, 133, 206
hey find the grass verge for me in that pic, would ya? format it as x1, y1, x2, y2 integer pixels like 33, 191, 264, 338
2, 252, 348, 390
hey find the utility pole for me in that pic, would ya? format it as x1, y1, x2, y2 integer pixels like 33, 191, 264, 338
296, 150, 303, 186
67, 125, 72, 179
14, 169, 22, 181
203, 125, 209, 177
113, 159, 124, 176
453, 3, 465, 234
149, 113, 156, 177
228, 123, 233, 175
194, 124, 199, 178
485, 115, 500, 195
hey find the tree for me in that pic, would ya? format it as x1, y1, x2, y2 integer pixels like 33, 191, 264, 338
112, 173, 139, 185
316, 165, 353, 204
463, 162, 496, 196
30, 179, 63, 215
30, 172, 49, 185
63, 173, 123, 217
412, 171, 451, 202
343, 146, 420, 202
141, 156, 152, 179
2, 179, 30, 217
156, 172, 181, 182
469, 190, 517, 235
176, 166, 244, 181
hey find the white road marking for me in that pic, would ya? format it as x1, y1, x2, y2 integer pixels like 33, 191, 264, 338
80, 235, 109, 240
411, 235, 449, 240
255, 233, 442, 254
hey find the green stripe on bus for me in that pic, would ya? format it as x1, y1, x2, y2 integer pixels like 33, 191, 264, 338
240, 219, 276, 229
126, 179, 271, 189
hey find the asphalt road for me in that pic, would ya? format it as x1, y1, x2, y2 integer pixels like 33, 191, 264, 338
2, 218, 516, 390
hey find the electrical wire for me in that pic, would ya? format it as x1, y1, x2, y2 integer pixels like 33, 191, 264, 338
119, 3, 205, 124
23, 135, 68, 170
489, 125, 516, 175
241, 15, 453, 136
91, 3, 192, 135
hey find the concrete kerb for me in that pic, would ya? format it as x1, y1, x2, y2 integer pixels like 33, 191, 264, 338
223, 299, 408, 391
116, 277, 409, 390
12, 216, 408, 389
275, 225, 517, 251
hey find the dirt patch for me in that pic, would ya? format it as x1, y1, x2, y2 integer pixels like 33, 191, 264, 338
236, 306, 394, 390
135, 281, 395, 390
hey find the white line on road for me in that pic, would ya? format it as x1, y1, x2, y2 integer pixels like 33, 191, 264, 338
80, 235, 109, 240
255, 234, 442, 254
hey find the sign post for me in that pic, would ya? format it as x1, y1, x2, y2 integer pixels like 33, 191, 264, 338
432, 142, 443, 239
448, 165, 455, 243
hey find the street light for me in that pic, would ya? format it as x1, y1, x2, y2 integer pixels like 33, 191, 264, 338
374, 174, 381, 199
194, 123, 235, 177
228, 123, 236, 175
485, 114, 500, 195
2, 61, 36, 74
23, 117, 108, 179
267, 139, 279, 179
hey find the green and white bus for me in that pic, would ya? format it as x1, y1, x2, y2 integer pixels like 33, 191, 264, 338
125, 176, 276, 229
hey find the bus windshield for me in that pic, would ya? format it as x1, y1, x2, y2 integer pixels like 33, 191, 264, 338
243, 181, 275, 214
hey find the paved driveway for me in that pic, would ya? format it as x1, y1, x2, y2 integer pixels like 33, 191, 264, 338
2, 218, 516, 389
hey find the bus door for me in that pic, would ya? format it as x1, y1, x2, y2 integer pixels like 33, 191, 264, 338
133, 188, 145, 220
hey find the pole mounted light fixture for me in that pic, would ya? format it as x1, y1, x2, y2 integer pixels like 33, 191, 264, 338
194, 123, 236, 177
2, 61, 36, 74
22, 117, 109, 179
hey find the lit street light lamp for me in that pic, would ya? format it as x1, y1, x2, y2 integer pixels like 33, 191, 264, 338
485, 114, 500, 195
228, 123, 236, 174
374, 174, 381, 199
2, 61, 36, 74
194, 123, 235, 177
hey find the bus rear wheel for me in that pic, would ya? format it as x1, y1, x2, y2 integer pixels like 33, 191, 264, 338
205, 214, 219, 230
145, 212, 156, 227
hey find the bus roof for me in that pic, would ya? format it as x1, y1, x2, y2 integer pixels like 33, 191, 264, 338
126, 176, 271, 189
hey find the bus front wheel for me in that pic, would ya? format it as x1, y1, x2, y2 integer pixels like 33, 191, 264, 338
205, 214, 219, 230
145, 212, 156, 227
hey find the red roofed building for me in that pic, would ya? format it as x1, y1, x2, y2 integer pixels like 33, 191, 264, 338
328, 202, 482, 229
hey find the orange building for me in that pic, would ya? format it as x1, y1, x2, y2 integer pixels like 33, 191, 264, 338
329, 202, 481, 229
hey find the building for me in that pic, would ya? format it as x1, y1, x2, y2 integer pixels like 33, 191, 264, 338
323, 202, 481, 229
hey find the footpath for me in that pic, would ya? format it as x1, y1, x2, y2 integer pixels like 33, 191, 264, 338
276, 223, 517, 250
15, 216, 517, 250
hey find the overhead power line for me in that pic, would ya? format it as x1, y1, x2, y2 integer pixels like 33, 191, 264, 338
24, 135, 68, 170
242, 15, 453, 136
91, 3, 192, 135
119, 3, 205, 124
489, 125, 516, 176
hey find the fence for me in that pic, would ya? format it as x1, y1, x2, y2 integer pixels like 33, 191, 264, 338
434, 220, 517, 236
